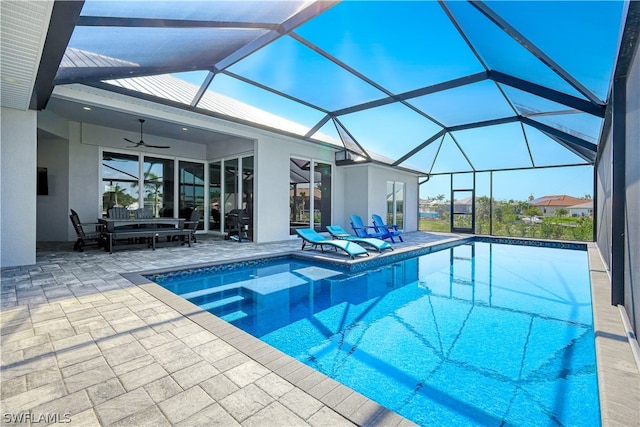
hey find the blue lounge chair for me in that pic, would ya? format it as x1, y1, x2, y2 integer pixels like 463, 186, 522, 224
295, 228, 369, 259
326, 225, 393, 252
372, 214, 404, 243
350, 214, 385, 239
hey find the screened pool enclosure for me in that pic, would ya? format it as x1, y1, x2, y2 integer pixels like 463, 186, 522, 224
45, 0, 625, 241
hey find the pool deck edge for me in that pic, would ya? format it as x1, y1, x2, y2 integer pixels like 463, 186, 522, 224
587, 243, 640, 426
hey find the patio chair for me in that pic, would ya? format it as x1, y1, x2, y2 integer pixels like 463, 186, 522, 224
108, 207, 131, 219
133, 208, 154, 219
372, 214, 404, 243
350, 214, 385, 239
295, 228, 368, 259
69, 209, 105, 251
326, 225, 393, 252
184, 209, 201, 243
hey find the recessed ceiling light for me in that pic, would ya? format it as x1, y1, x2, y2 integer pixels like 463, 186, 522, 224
83, 106, 91, 111
182, 127, 188, 131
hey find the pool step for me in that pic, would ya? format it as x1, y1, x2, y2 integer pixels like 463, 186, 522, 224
198, 295, 244, 312
220, 310, 248, 323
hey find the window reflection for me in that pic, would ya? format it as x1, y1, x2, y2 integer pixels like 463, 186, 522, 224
102, 152, 139, 216
179, 161, 205, 229
144, 156, 174, 217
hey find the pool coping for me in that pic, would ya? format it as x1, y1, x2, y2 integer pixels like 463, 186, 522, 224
123, 237, 640, 426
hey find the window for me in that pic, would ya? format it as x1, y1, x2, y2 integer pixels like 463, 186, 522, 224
387, 181, 404, 230
290, 158, 332, 234
179, 161, 205, 229
144, 156, 174, 217
101, 151, 139, 216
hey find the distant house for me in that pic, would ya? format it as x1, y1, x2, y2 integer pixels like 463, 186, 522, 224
530, 195, 588, 217
569, 200, 594, 217
453, 196, 473, 214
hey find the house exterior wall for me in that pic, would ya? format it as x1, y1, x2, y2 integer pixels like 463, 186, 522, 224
1, 108, 37, 267
37, 134, 70, 241
21, 85, 420, 263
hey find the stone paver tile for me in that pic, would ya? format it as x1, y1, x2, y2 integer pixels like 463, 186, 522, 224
334, 392, 369, 418
55, 342, 101, 369
147, 340, 198, 366
65, 362, 116, 393
95, 387, 155, 425
144, 376, 183, 403
306, 377, 342, 401
176, 403, 242, 427
0, 328, 35, 344
111, 354, 155, 376
102, 340, 147, 367
320, 386, 354, 409
22, 342, 53, 360
110, 315, 149, 334
87, 377, 126, 406
31, 390, 92, 421
280, 387, 324, 420
1, 334, 49, 354
193, 339, 238, 364
255, 372, 295, 399
348, 400, 391, 426
308, 406, 356, 427
212, 351, 251, 373
170, 322, 206, 339
68, 408, 102, 427
223, 359, 271, 388
33, 317, 73, 337
65, 306, 100, 322
180, 330, 217, 348
172, 360, 219, 390
111, 404, 171, 427
199, 374, 240, 402
243, 401, 309, 427
51, 331, 94, 352
218, 383, 274, 422
1, 349, 23, 366
93, 331, 135, 351
138, 331, 174, 350
27, 367, 62, 389
158, 386, 215, 425
2, 352, 57, 380
60, 355, 106, 378
0, 380, 66, 414
0, 376, 26, 400
120, 362, 168, 391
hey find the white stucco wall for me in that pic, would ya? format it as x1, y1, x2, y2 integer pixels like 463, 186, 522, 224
254, 134, 339, 242
1, 108, 37, 267
342, 163, 419, 233
37, 134, 69, 241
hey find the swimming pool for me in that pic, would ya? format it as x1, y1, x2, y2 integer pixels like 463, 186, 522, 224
150, 241, 599, 426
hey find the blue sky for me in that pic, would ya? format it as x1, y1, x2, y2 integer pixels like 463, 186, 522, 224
165, 1, 621, 203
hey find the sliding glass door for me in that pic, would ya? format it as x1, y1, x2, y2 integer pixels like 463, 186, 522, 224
289, 158, 332, 234
179, 161, 205, 230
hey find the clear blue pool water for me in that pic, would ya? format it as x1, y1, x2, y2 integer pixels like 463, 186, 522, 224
152, 242, 599, 426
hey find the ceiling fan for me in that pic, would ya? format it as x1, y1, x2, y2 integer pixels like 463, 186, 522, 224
124, 118, 170, 149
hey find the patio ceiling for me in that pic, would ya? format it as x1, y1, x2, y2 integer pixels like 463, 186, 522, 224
40, 1, 625, 174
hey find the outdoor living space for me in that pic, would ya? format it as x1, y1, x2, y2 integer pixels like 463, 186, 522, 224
1, 232, 639, 426
1, 0, 639, 425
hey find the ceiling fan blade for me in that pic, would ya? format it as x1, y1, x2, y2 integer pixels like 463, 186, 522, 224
123, 119, 171, 149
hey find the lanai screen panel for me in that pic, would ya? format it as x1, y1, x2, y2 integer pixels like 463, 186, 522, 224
55, 1, 626, 174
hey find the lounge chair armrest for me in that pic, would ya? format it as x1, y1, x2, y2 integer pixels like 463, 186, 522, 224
79, 222, 105, 231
